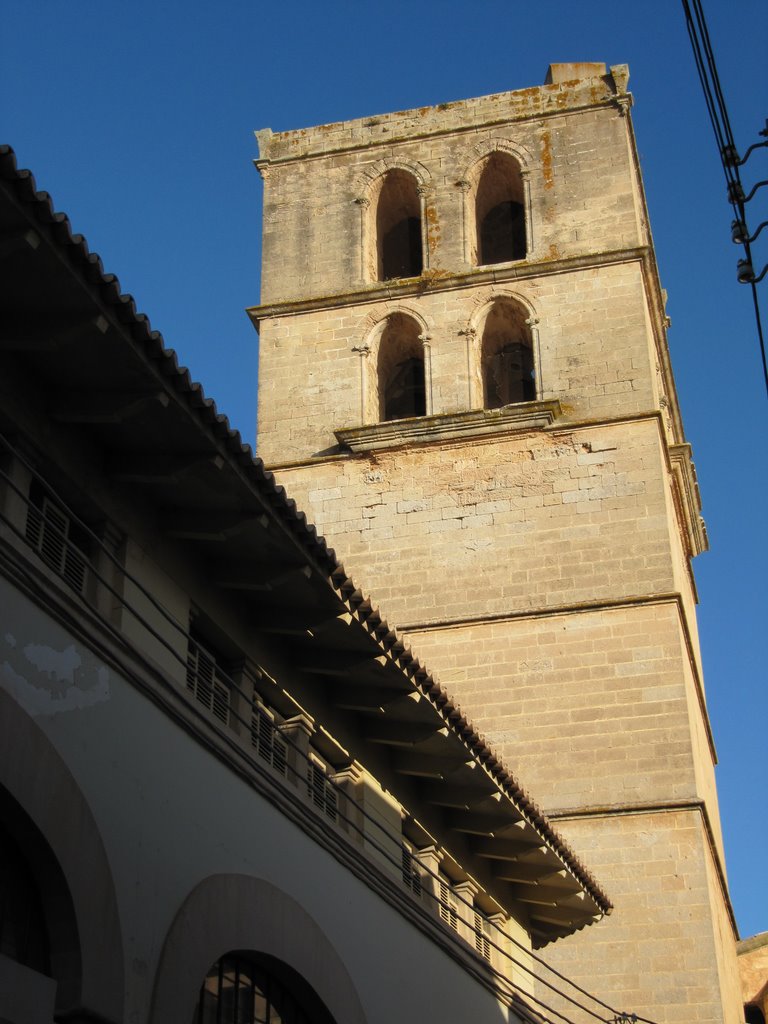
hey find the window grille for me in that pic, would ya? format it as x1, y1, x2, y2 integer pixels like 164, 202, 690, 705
439, 878, 459, 931
474, 909, 492, 962
251, 705, 287, 777
306, 757, 338, 823
401, 846, 422, 897
186, 639, 230, 725
25, 495, 87, 593
194, 953, 325, 1024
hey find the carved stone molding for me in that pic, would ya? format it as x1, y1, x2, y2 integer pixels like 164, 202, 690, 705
335, 400, 561, 453
669, 443, 709, 557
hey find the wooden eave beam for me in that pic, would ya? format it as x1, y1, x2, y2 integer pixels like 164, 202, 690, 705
507, 879, 585, 901
0, 312, 110, 351
215, 564, 311, 592
49, 389, 170, 423
364, 720, 448, 746
106, 451, 222, 483
162, 510, 258, 541
416, 780, 501, 810
445, 809, 521, 837
330, 682, 413, 710
491, 864, 571, 884
295, 649, 388, 675
391, 751, 471, 778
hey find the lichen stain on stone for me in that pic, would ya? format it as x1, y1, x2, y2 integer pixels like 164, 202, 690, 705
540, 131, 555, 190
425, 204, 441, 254
547, 242, 560, 260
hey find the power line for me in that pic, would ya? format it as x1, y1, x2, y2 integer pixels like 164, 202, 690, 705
681, 0, 768, 395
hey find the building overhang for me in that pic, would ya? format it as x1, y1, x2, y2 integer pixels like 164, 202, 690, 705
0, 145, 612, 946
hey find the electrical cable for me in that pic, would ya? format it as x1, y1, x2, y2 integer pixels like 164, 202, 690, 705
681, 0, 768, 395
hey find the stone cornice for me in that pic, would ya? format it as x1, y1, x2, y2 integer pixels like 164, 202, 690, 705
668, 442, 709, 556
248, 247, 651, 326
546, 797, 739, 941
254, 78, 622, 169
399, 589, 718, 765
335, 401, 561, 452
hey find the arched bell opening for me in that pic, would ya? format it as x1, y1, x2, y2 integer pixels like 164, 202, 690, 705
377, 314, 427, 422
480, 302, 535, 408
474, 153, 526, 266
375, 170, 423, 281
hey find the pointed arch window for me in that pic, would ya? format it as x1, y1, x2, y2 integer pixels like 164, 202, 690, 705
375, 170, 423, 281
474, 153, 526, 266
481, 302, 535, 408
377, 313, 426, 421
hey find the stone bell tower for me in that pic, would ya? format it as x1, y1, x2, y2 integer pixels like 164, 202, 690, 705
250, 64, 741, 1023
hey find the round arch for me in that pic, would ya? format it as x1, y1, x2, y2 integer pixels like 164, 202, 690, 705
355, 160, 432, 284
150, 873, 367, 1024
466, 294, 540, 410
461, 137, 533, 178
359, 307, 432, 423
460, 141, 533, 267
0, 687, 124, 1022
355, 156, 432, 196
467, 289, 538, 333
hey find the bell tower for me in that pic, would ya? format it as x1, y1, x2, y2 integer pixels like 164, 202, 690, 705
250, 64, 741, 1023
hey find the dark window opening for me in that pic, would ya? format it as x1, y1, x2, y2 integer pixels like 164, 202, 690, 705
481, 302, 536, 409
479, 200, 526, 265
376, 170, 423, 281
382, 216, 422, 280
377, 314, 426, 422
194, 952, 337, 1024
383, 357, 426, 421
745, 1006, 765, 1024
484, 342, 535, 407
474, 153, 526, 266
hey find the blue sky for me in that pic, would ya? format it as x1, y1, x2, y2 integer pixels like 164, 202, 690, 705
3, 0, 766, 938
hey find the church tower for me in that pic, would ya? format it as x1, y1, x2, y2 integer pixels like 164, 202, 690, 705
250, 64, 741, 1023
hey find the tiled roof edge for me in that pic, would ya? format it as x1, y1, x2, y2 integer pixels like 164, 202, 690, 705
1, 144, 612, 919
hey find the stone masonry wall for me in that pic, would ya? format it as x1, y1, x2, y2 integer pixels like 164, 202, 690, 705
252, 69, 738, 1024
276, 419, 675, 623
257, 76, 644, 305
541, 811, 741, 1024
257, 261, 659, 462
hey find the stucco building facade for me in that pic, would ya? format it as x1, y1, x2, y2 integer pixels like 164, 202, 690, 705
0, 144, 622, 1024
250, 64, 741, 1023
